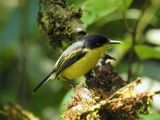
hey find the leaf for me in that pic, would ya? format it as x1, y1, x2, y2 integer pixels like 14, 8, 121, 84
119, 0, 133, 11
134, 45, 160, 60
81, 0, 133, 26
60, 89, 74, 113
111, 37, 132, 66
140, 108, 160, 120
142, 60, 160, 80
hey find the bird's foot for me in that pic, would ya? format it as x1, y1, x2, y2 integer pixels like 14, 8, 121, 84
66, 79, 77, 88
102, 54, 116, 61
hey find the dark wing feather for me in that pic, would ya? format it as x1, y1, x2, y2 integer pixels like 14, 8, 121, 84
56, 49, 87, 75
54, 41, 87, 76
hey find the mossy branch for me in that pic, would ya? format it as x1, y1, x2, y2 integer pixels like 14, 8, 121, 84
0, 103, 39, 120
62, 61, 160, 120
38, 0, 86, 47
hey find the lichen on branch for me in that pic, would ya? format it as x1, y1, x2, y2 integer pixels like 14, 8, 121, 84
0, 103, 39, 120
38, 0, 86, 47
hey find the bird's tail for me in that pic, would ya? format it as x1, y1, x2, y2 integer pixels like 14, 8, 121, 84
32, 70, 56, 94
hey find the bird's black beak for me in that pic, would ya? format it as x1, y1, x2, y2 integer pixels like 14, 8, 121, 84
109, 39, 122, 44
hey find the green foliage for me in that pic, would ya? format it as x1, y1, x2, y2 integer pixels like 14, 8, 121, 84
135, 45, 160, 60
60, 89, 74, 113
81, 0, 133, 26
139, 109, 160, 120
141, 61, 160, 80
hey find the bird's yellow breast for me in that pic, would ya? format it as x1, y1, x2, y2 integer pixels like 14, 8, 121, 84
59, 44, 108, 80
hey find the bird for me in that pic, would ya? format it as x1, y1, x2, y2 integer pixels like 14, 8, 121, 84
32, 34, 121, 93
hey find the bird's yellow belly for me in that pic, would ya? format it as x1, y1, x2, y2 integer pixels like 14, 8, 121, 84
60, 45, 107, 80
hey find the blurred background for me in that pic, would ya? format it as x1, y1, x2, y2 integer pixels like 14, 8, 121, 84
0, 0, 160, 119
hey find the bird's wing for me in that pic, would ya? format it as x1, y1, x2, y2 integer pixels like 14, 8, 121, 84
32, 41, 87, 93
54, 41, 88, 76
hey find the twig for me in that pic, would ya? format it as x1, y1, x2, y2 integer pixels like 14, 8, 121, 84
81, 77, 160, 117
17, 0, 29, 105
127, 0, 151, 82
82, 78, 142, 116
122, 11, 133, 33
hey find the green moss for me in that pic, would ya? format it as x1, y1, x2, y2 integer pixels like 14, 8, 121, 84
38, 0, 86, 47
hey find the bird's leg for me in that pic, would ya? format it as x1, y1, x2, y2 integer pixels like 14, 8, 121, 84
102, 54, 116, 61
83, 70, 94, 89
66, 79, 77, 88
85, 70, 93, 79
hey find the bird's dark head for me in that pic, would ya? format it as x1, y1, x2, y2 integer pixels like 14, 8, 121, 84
84, 34, 121, 49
